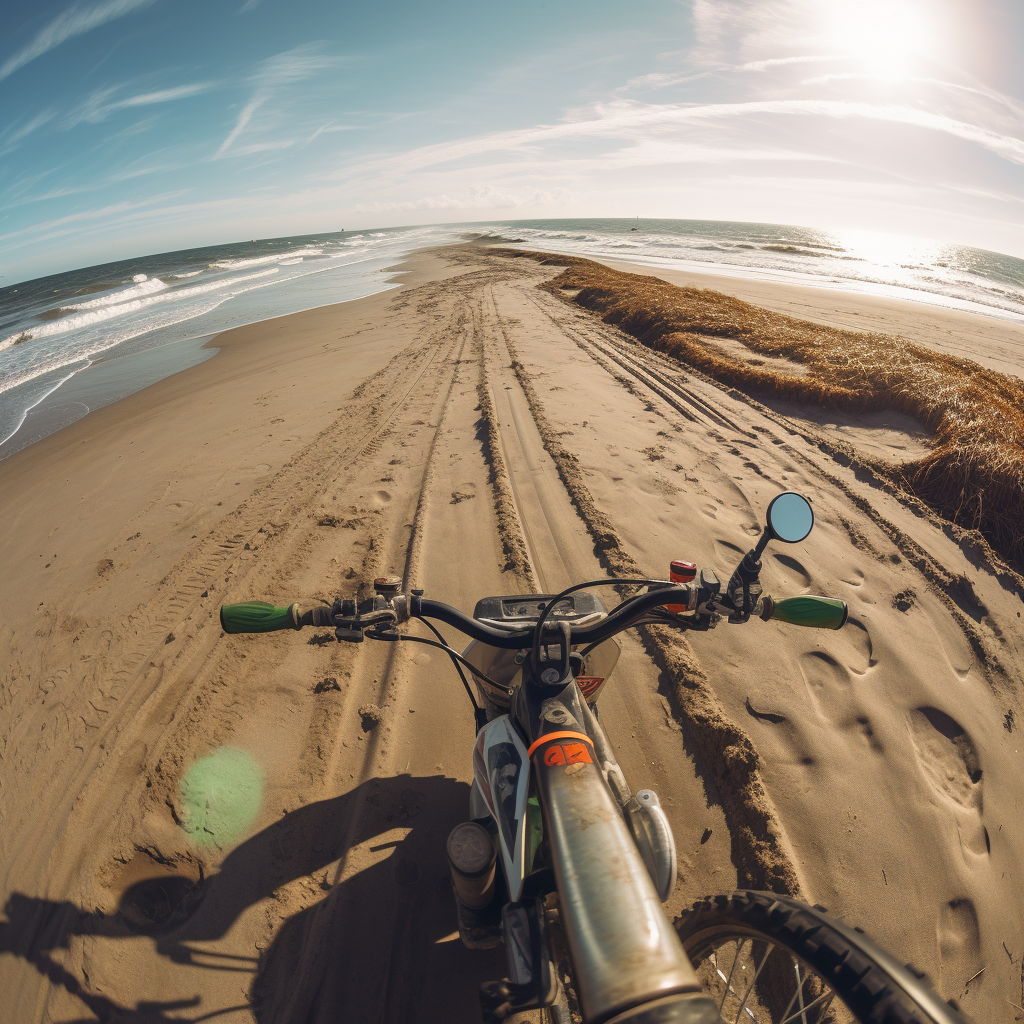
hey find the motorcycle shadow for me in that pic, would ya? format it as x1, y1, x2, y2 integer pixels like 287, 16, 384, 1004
2, 773, 505, 1023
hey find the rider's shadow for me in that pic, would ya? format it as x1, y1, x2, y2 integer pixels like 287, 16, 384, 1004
2, 773, 506, 1023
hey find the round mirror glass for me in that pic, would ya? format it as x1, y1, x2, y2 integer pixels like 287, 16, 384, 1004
766, 492, 814, 543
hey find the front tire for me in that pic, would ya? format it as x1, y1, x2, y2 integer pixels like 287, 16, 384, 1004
675, 891, 970, 1024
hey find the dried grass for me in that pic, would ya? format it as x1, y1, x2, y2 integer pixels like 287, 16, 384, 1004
500, 250, 1024, 569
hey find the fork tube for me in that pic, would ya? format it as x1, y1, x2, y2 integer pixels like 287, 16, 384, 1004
534, 750, 702, 1023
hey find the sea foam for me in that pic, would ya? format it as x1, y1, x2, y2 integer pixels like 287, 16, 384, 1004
60, 276, 168, 311
209, 248, 323, 270
0, 269, 280, 351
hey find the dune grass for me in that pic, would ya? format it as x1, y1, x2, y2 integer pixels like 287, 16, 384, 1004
502, 250, 1024, 569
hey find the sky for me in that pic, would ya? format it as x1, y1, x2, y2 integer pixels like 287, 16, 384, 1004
2, 0, 1023, 283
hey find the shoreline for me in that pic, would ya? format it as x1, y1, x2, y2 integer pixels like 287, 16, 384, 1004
0, 262, 410, 461
3, 244, 1023, 462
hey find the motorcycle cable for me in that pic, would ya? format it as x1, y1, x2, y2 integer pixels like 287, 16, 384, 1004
413, 614, 484, 716
578, 605, 689, 660
367, 623, 502, 702
530, 576, 674, 673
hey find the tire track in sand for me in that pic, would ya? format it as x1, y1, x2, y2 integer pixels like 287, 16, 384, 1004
481, 274, 804, 897
2, 282, 478, 1024
254, 301, 492, 1024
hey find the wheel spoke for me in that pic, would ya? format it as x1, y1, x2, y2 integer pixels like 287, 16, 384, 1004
780, 985, 836, 1024
733, 942, 775, 1023
779, 959, 806, 1023
698, 931, 849, 1023
718, 938, 749, 1013
816, 991, 836, 1023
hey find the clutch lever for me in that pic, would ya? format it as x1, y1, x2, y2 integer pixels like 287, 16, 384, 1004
331, 594, 402, 643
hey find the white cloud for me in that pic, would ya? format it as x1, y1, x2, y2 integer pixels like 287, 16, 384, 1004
0, 109, 56, 154
63, 80, 219, 128
0, 190, 188, 244
0, 0, 156, 81
385, 99, 1024, 174
355, 186, 574, 214
121, 83, 217, 107
214, 44, 342, 159
216, 97, 266, 157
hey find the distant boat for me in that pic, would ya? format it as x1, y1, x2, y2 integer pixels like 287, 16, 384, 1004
630, 216, 639, 232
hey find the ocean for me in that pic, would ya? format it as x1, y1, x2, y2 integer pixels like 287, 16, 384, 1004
2, 218, 1023, 458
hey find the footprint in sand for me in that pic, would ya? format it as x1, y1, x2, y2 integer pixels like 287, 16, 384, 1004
797, 649, 853, 720
771, 552, 812, 589
909, 706, 982, 811
855, 715, 884, 753
938, 898, 983, 996
840, 567, 865, 588
374, 489, 392, 505
840, 616, 876, 674
924, 612, 973, 681
713, 537, 744, 563
704, 477, 759, 534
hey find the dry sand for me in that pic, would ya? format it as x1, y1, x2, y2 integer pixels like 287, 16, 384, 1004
1, 245, 1022, 1023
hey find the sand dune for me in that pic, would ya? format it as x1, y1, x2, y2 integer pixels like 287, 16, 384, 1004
1, 245, 1021, 1023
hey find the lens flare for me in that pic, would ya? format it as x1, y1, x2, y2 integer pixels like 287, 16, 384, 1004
178, 747, 264, 848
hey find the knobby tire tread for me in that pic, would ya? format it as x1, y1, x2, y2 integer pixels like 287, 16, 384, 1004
674, 891, 971, 1024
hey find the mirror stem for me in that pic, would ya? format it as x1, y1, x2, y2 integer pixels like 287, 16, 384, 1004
752, 529, 771, 560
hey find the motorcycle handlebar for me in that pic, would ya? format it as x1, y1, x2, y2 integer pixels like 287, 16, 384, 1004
221, 601, 299, 633
220, 601, 336, 634
763, 594, 849, 630
219, 587, 849, 640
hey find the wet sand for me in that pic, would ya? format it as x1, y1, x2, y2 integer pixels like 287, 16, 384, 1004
1, 245, 1021, 1023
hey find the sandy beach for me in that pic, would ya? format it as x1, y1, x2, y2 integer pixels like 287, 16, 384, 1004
1, 243, 1022, 1023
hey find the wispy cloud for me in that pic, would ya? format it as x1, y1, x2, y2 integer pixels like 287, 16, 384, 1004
0, 0, 156, 81
216, 97, 266, 157
121, 83, 217, 107
355, 185, 574, 214
238, 0, 259, 11
384, 99, 1024, 175
64, 80, 219, 128
0, 109, 57, 154
0, 190, 188, 245
799, 73, 1024, 119
622, 54, 844, 94
215, 44, 342, 159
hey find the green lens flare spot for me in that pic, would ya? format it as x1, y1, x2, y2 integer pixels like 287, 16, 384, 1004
178, 747, 263, 848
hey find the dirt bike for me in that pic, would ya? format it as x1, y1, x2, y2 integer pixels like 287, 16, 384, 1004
221, 492, 970, 1024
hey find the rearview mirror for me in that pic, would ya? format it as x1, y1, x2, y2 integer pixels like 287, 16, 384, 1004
765, 492, 814, 544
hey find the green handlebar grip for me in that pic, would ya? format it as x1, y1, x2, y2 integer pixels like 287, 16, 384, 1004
220, 601, 298, 634
770, 595, 848, 630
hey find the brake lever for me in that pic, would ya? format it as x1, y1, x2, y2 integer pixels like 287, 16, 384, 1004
332, 591, 407, 643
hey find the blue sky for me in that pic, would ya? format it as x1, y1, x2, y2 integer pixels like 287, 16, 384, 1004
2, 0, 1023, 282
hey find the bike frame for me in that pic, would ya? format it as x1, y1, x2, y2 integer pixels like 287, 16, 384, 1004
464, 612, 707, 1024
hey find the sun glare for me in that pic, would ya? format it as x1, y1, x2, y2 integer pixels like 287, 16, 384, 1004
819, 0, 938, 76
829, 229, 941, 270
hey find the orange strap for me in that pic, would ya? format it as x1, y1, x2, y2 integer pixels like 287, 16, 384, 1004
526, 730, 595, 759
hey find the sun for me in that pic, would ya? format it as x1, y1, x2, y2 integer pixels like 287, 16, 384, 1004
818, 0, 938, 76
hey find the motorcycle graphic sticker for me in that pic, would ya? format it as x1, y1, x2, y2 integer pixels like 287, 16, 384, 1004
474, 716, 531, 901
